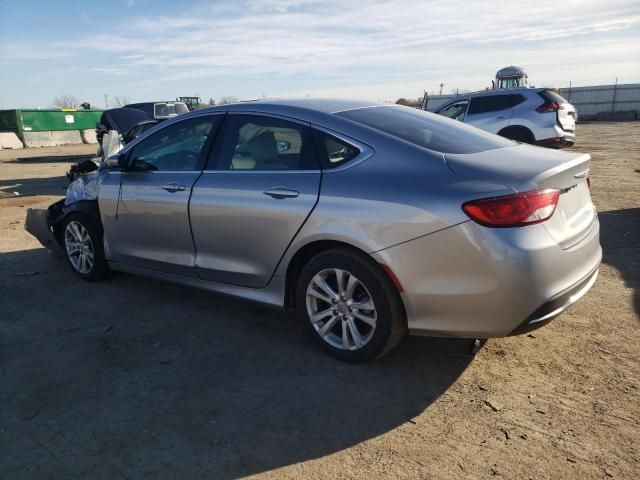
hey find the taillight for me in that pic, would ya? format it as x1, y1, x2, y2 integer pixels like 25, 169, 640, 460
462, 189, 560, 228
536, 101, 561, 113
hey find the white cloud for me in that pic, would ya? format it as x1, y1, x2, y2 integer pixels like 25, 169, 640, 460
1, 0, 639, 104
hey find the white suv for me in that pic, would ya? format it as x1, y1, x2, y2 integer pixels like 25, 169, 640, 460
430, 88, 577, 148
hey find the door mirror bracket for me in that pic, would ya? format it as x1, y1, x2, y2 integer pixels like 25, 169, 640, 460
106, 153, 129, 171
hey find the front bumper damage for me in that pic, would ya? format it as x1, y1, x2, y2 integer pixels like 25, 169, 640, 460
25, 201, 66, 258
24, 159, 104, 257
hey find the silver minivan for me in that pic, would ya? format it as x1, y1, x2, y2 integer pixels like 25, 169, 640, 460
431, 88, 577, 148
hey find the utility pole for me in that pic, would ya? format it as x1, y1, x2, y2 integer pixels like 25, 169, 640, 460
104, 94, 109, 109
612, 78, 618, 112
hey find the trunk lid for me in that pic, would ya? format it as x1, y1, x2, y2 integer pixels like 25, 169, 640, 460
446, 144, 596, 248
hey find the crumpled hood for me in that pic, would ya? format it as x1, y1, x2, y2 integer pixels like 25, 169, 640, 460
445, 144, 591, 192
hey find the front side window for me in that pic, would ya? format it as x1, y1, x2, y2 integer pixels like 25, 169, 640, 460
129, 116, 218, 171
314, 130, 360, 168
438, 100, 469, 121
216, 115, 317, 170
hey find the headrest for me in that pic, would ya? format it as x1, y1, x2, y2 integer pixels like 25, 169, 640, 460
247, 130, 278, 164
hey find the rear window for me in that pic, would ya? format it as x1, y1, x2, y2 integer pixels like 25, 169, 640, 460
540, 90, 567, 104
154, 103, 189, 117
336, 105, 513, 154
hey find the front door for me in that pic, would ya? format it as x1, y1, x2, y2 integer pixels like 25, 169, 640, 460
190, 114, 321, 288
100, 114, 221, 277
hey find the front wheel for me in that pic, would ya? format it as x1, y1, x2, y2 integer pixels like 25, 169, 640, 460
296, 248, 406, 362
62, 213, 109, 281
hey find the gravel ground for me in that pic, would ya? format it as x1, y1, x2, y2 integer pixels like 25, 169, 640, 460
0, 123, 638, 479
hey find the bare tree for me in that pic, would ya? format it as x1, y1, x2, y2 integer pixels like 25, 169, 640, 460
52, 95, 78, 109
112, 96, 130, 107
218, 96, 238, 105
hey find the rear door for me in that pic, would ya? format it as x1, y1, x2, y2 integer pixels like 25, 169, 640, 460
190, 113, 321, 288
101, 114, 221, 276
465, 94, 523, 133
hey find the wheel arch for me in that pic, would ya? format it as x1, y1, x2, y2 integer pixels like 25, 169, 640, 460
498, 125, 535, 143
51, 200, 102, 245
284, 240, 372, 310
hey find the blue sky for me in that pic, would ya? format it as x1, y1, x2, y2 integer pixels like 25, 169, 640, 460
1, 0, 639, 108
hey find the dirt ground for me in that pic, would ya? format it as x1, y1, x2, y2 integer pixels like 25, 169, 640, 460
1, 124, 638, 480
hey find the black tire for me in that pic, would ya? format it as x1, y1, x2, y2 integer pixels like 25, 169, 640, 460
296, 247, 406, 362
61, 213, 109, 281
499, 126, 535, 144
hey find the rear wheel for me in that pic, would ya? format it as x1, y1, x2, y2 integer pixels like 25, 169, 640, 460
296, 248, 406, 362
62, 213, 109, 281
499, 126, 535, 144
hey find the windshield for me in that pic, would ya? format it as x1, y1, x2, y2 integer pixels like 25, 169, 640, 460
336, 105, 514, 154
154, 102, 189, 117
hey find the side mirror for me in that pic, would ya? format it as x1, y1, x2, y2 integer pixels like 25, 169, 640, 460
106, 153, 129, 170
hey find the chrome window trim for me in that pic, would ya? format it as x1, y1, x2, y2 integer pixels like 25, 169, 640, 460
199, 169, 322, 175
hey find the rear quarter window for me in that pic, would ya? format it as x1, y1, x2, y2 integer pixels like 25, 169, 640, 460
540, 90, 568, 103
336, 105, 514, 154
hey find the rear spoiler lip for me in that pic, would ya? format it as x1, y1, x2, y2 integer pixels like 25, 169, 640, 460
529, 152, 591, 187
443, 147, 591, 193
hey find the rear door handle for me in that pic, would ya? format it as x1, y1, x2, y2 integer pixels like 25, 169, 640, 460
263, 187, 299, 199
162, 183, 187, 193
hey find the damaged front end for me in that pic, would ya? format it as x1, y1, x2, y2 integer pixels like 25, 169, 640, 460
25, 159, 106, 258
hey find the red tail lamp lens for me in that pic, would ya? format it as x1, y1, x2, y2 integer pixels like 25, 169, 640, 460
462, 189, 560, 227
536, 101, 561, 113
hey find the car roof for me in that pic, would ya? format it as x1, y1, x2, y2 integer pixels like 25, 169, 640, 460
450, 87, 543, 99
190, 98, 381, 119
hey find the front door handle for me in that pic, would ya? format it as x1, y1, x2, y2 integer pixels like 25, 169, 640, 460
263, 187, 299, 199
496, 114, 505, 119
162, 183, 187, 193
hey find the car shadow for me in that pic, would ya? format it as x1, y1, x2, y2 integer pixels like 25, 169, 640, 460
3, 153, 93, 164
0, 175, 69, 197
599, 207, 640, 317
0, 248, 475, 479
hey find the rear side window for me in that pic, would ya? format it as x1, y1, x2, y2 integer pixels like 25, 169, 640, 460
214, 115, 318, 171
337, 105, 513, 154
468, 94, 524, 115
313, 130, 360, 168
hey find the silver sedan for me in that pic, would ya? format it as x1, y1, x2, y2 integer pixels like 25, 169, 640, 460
28, 99, 601, 361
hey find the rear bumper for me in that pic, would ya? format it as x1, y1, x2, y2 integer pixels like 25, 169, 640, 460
372, 217, 601, 338
510, 266, 598, 335
536, 126, 575, 148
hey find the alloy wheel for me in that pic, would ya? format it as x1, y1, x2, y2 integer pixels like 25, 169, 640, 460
64, 220, 95, 274
305, 268, 377, 350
